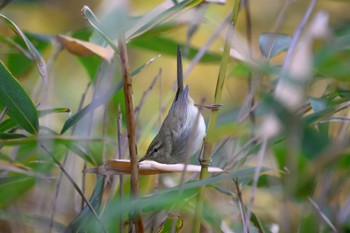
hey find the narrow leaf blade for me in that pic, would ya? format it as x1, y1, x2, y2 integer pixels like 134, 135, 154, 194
0, 14, 48, 86
0, 61, 39, 134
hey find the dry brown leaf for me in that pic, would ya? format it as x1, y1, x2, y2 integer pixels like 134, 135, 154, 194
56, 34, 114, 61
84, 159, 225, 175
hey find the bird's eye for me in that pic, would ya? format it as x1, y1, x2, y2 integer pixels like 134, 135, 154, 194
153, 148, 159, 153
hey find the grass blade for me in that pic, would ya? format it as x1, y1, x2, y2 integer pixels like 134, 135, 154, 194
0, 14, 48, 87
0, 61, 39, 134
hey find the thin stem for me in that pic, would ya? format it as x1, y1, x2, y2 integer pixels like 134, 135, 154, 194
192, 1, 241, 232
41, 144, 107, 233
308, 197, 338, 232
234, 179, 248, 232
118, 35, 144, 232
134, 69, 162, 121
243, 137, 268, 233
277, 0, 318, 81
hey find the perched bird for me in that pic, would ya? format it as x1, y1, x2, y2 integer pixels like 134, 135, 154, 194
139, 46, 206, 164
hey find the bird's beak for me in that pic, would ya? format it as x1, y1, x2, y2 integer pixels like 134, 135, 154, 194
138, 157, 146, 163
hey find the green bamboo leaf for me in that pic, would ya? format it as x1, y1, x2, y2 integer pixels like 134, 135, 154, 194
60, 141, 97, 165
0, 61, 39, 134
130, 36, 221, 63
65, 176, 105, 233
0, 108, 69, 134
0, 175, 35, 208
0, 14, 48, 86
0, 118, 16, 133
156, 215, 183, 233
60, 82, 122, 135
102, 166, 268, 227
38, 108, 71, 117
0, 135, 104, 147
81, 6, 119, 52
0, 133, 26, 139
259, 33, 292, 58
82, 0, 204, 51
126, 0, 204, 40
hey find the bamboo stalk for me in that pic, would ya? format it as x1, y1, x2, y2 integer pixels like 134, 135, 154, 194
192, 1, 241, 232
118, 35, 144, 232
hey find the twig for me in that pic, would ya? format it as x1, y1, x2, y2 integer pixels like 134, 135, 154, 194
159, 68, 163, 126
41, 144, 107, 233
118, 35, 144, 232
108, 104, 125, 232
192, 2, 241, 232
243, 137, 268, 233
277, 0, 318, 82
183, 11, 232, 79
223, 135, 260, 171
234, 178, 248, 232
134, 69, 162, 121
272, 0, 295, 32
308, 197, 338, 232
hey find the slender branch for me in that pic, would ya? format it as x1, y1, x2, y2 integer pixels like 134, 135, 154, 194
243, 137, 268, 233
192, 1, 241, 232
277, 0, 318, 82
234, 178, 248, 232
308, 197, 338, 232
118, 35, 144, 232
183, 12, 232, 79
41, 144, 107, 233
134, 69, 161, 121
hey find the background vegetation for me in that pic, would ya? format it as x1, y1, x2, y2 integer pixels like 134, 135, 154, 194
0, 0, 350, 232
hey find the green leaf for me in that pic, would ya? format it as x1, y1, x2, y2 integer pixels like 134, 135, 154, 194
229, 62, 251, 77
38, 108, 71, 117
0, 175, 35, 208
0, 133, 26, 139
65, 175, 105, 233
0, 61, 39, 134
105, 167, 267, 218
130, 36, 221, 63
60, 82, 122, 134
0, 135, 104, 147
81, 6, 119, 52
126, 0, 204, 40
82, 0, 205, 52
250, 211, 272, 233
60, 141, 97, 165
0, 108, 69, 134
259, 33, 292, 58
0, 14, 48, 86
4, 33, 50, 77
156, 215, 183, 233
0, 119, 16, 133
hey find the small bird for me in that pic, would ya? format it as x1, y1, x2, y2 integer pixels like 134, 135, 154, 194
139, 46, 206, 164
